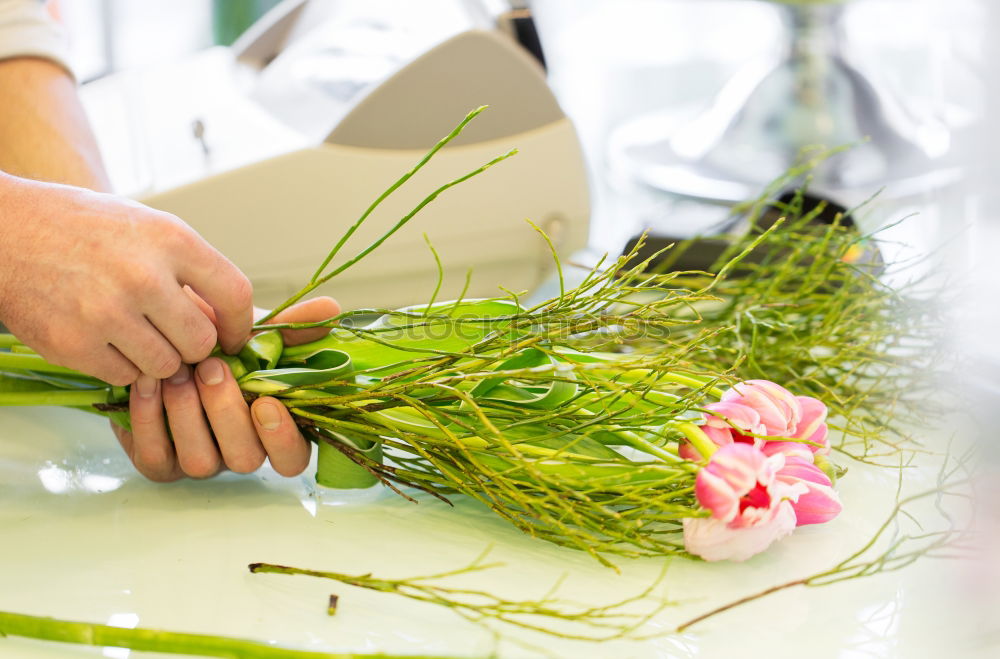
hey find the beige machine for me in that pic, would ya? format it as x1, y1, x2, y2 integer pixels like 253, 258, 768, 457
82, 1, 590, 310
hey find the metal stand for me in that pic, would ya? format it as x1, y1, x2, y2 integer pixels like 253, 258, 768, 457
608, 0, 956, 203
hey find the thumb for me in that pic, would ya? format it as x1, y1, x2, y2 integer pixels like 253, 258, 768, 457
269, 297, 341, 346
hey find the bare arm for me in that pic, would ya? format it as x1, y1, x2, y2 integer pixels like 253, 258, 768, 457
0, 55, 253, 381
0, 54, 330, 481
0, 56, 110, 191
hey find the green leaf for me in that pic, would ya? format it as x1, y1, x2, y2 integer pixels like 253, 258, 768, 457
239, 351, 353, 396
238, 330, 284, 371
316, 437, 382, 490
283, 299, 522, 376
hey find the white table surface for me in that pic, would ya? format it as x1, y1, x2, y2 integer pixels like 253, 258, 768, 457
0, 403, 991, 659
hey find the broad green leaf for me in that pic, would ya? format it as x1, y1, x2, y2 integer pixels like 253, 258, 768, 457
282, 299, 523, 376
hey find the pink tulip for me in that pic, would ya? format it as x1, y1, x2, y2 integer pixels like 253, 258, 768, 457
720, 380, 802, 437
694, 443, 783, 522
703, 401, 766, 438
685, 443, 807, 561
689, 381, 830, 461
795, 395, 830, 455
776, 456, 842, 526
760, 396, 830, 459
683, 502, 798, 562
679, 401, 763, 461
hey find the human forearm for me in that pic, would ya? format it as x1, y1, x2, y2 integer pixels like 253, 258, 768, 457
0, 56, 110, 192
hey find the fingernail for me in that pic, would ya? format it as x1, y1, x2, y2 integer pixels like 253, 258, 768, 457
169, 365, 190, 385
253, 401, 282, 431
135, 374, 158, 398
197, 358, 225, 386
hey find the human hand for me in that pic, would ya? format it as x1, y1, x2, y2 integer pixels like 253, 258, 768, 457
111, 297, 340, 482
0, 173, 253, 385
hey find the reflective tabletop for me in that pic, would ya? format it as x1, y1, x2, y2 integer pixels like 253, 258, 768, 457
0, 404, 989, 658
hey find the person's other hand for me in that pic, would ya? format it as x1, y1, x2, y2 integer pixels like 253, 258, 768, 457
0, 173, 253, 385
111, 297, 340, 481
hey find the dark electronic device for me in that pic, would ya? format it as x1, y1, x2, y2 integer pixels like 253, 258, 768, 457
620, 192, 881, 275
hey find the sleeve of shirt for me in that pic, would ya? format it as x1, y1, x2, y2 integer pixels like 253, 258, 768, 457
0, 0, 72, 76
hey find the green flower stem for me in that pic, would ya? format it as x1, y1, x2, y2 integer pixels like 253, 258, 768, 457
359, 410, 490, 449
612, 430, 693, 467
307, 107, 486, 286
0, 352, 92, 378
663, 373, 725, 398
0, 390, 111, 407
0, 610, 444, 659
675, 422, 718, 460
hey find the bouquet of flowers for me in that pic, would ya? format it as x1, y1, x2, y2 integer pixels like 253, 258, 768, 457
0, 108, 925, 570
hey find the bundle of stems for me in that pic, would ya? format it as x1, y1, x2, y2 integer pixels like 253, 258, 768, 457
0, 107, 927, 565
0, 247, 730, 565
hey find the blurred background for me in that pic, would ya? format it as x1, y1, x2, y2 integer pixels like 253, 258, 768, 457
48, 0, 994, 351
52, 0, 996, 411
49, 0, 986, 257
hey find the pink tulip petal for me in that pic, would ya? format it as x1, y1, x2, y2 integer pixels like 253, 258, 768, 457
801, 423, 831, 455
678, 442, 702, 462
721, 380, 802, 437
794, 396, 830, 454
780, 456, 832, 486
760, 452, 786, 485
761, 440, 814, 461
704, 444, 762, 492
786, 481, 842, 526
703, 425, 737, 447
683, 501, 798, 562
774, 455, 841, 526
703, 401, 764, 434
796, 396, 828, 431
695, 469, 740, 522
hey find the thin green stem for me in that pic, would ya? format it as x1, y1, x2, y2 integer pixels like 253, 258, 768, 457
310, 106, 487, 286
314, 151, 518, 287
528, 219, 564, 302
615, 431, 695, 467
260, 106, 495, 324
422, 233, 444, 310
259, 148, 517, 324
249, 556, 675, 643
0, 611, 445, 659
